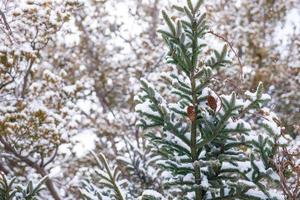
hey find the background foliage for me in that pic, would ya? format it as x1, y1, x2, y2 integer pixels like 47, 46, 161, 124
0, 0, 299, 199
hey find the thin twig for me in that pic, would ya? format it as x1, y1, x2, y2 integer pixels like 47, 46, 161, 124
21, 57, 35, 98
207, 30, 244, 81
0, 10, 12, 33
0, 9, 14, 43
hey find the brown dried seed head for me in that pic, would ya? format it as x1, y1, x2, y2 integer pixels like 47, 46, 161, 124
207, 95, 217, 112
187, 105, 196, 122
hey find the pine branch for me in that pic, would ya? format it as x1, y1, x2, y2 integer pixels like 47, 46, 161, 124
91, 152, 125, 200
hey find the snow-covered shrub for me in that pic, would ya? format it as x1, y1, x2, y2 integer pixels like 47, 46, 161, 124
0, 173, 47, 200
80, 152, 126, 200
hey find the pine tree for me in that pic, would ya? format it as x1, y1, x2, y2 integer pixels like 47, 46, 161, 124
135, 0, 283, 199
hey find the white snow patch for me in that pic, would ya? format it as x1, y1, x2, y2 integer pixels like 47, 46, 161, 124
72, 130, 97, 157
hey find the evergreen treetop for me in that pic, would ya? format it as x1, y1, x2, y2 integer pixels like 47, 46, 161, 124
135, 0, 284, 199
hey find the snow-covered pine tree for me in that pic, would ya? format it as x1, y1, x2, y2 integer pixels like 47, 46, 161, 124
135, 0, 283, 199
